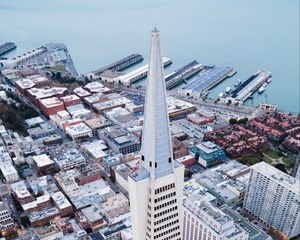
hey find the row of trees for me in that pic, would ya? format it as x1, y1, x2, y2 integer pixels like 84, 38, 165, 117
229, 117, 248, 125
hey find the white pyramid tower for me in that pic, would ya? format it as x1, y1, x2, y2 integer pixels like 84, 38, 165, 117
128, 28, 184, 240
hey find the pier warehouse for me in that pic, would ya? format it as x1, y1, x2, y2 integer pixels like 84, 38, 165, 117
89, 54, 143, 79
179, 66, 236, 99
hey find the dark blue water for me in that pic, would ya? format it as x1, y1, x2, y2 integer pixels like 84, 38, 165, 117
0, 0, 299, 112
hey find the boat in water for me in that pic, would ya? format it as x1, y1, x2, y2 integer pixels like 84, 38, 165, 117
234, 79, 241, 87
258, 86, 265, 94
218, 92, 224, 98
267, 77, 272, 83
225, 86, 231, 93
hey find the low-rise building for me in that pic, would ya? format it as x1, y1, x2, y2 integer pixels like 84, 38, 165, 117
194, 161, 250, 205
99, 127, 140, 155
55, 170, 80, 196
176, 154, 195, 167
78, 205, 106, 231
28, 207, 60, 227
22, 194, 52, 214
73, 87, 91, 99
39, 97, 65, 117
183, 197, 249, 240
92, 98, 127, 114
27, 87, 67, 106
53, 148, 86, 171
61, 94, 81, 108
84, 81, 111, 94
187, 109, 216, 125
0, 202, 14, 233
51, 191, 73, 217
32, 154, 55, 176
34, 223, 64, 240
0, 162, 19, 183
100, 193, 130, 224
193, 141, 226, 168
83, 93, 107, 107
81, 140, 107, 161
10, 180, 35, 205
66, 104, 91, 119
114, 164, 131, 192
65, 123, 93, 141
75, 164, 102, 185
84, 116, 111, 135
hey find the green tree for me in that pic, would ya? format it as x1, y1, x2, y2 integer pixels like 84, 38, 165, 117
229, 118, 238, 124
237, 118, 248, 124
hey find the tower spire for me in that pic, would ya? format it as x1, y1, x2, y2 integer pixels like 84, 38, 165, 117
140, 28, 174, 179
128, 29, 184, 240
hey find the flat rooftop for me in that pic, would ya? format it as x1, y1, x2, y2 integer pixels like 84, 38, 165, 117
252, 161, 299, 193
32, 154, 54, 167
220, 205, 272, 240
183, 66, 234, 92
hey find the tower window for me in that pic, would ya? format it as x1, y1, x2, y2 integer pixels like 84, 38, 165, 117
142, 155, 145, 161
155, 162, 157, 168
168, 157, 171, 163
149, 162, 152, 167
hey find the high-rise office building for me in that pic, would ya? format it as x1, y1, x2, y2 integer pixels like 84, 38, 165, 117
244, 162, 300, 238
128, 29, 185, 240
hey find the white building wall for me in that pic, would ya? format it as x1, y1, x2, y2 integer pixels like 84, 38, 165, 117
128, 176, 149, 240
129, 164, 184, 240
244, 164, 300, 238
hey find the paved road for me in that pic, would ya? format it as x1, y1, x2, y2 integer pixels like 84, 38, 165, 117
104, 83, 258, 116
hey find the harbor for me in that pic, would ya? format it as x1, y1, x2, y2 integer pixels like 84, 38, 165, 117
224, 70, 272, 104
0, 42, 17, 56
178, 66, 236, 99
165, 60, 203, 90
110, 57, 172, 85
92, 54, 143, 77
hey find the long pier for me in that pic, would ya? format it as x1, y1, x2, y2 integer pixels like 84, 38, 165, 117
179, 66, 236, 98
230, 70, 272, 103
115, 57, 172, 85
0, 42, 17, 56
93, 54, 143, 75
165, 60, 203, 90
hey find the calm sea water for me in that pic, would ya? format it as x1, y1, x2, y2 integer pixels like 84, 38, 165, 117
0, 0, 299, 112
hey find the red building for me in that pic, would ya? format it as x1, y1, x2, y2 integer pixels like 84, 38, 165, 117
39, 97, 65, 117
60, 94, 81, 108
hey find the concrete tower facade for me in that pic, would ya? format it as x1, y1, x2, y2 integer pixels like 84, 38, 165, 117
128, 29, 185, 240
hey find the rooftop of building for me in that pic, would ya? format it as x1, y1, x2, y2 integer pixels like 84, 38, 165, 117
252, 161, 300, 193
25, 116, 44, 127
22, 194, 51, 211
51, 191, 72, 209
81, 204, 103, 222
40, 97, 64, 108
28, 207, 59, 222
84, 81, 111, 93
73, 87, 91, 97
220, 205, 272, 240
194, 161, 250, 203
65, 122, 92, 134
28, 87, 67, 99
10, 180, 32, 198
61, 94, 80, 102
84, 116, 111, 130
32, 154, 54, 167
0, 162, 18, 176
15, 78, 35, 89
81, 141, 107, 159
